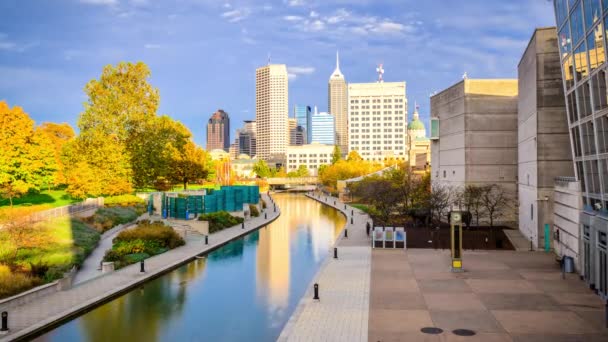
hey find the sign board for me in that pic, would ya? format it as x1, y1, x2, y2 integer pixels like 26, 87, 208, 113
373, 227, 384, 248
395, 227, 406, 249
384, 227, 394, 248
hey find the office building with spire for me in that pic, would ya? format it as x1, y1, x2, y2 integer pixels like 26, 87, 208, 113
347, 67, 408, 163
255, 64, 289, 161
206, 109, 230, 151
329, 51, 348, 154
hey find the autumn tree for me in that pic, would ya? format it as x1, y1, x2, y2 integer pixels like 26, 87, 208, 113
480, 184, 510, 227
331, 145, 342, 164
428, 182, 454, 224
464, 184, 485, 226
169, 141, 210, 190
346, 150, 362, 162
0, 101, 57, 206
38, 122, 75, 187
350, 175, 400, 225
253, 160, 272, 178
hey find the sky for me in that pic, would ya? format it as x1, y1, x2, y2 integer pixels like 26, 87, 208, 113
0, 0, 556, 148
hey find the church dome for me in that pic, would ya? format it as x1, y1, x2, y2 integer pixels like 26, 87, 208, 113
408, 104, 426, 131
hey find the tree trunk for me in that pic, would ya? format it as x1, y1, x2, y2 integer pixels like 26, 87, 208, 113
183, 179, 188, 190
9, 196, 13, 208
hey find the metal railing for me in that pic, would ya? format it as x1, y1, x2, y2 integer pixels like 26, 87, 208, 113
27, 198, 103, 222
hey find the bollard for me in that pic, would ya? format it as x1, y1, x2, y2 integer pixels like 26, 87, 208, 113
605, 301, 608, 329
344, 204, 347, 209
1, 311, 7, 333
205, 235, 208, 245
334, 200, 336, 205
530, 236, 533, 251
351, 209, 354, 216
265, 213, 267, 219
274, 205, 276, 213
313, 283, 319, 300
351, 217, 353, 224
140, 259, 145, 273
242, 222, 245, 229
345, 229, 348, 238
334, 247, 338, 259
562, 258, 566, 280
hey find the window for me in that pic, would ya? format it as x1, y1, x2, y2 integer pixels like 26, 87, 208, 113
574, 43, 589, 81
598, 115, 608, 154
585, 0, 601, 30
571, 2, 585, 44
577, 161, 586, 192
582, 120, 597, 155
568, 91, 579, 123
587, 32, 605, 72
578, 82, 592, 118
559, 23, 572, 58
592, 71, 608, 111
572, 127, 583, 157
601, 158, 608, 193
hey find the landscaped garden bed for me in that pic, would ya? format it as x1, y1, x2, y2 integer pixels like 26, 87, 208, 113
198, 211, 244, 233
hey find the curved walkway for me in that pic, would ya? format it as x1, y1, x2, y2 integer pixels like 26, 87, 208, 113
278, 192, 372, 342
0, 194, 280, 342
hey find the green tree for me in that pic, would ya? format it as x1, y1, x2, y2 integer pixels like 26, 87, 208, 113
169, 141, 209, 190
331, 145, 342, 164
253, 160, 272, 178
296, 165, 310, 177
0, 101, 57, 206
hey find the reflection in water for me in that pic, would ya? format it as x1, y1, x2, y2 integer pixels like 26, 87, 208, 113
36, 193, 345, 342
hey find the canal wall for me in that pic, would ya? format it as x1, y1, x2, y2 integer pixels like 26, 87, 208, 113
0, 194, 281, 342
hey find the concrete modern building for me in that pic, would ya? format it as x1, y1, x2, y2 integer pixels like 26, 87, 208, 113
294, 105, 311, 144
237, 120, 256, 158
407, 104, 430, 171
348, 81, 408, 163
288, 118, 304, 146
554, 176, 582, 269
430, 79, 519, 224
206, 109, 230, 151
310, 109, 336, 145
518, 27, 574, 250
256, 64, 288, 161
553, 0, 608, 298
329, 51, 348, 154
286, 143, 334, 176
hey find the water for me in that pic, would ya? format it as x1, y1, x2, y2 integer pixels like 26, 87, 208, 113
35, 193, 345, 342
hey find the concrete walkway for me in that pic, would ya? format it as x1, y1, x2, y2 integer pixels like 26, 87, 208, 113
0, 194, 280, 342
369, 248, 608, 341
278, 193, 372, 342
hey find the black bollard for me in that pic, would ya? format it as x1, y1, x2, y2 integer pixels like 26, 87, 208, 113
140, 259, 145, 273
274, 206, 277, 213
313, 283, 319, 300
344, 204, 347, 209
334, 247, 338, 259
345, 229, 348, 238
351, 217, 353, 224
351, 209, 354, 216
562, 258, 566, 280
605, 301, 608, 329
1, 311, 7, 333
205, 235, 208, 245
530, 236, 533, 251
242, 222, 245, 229
265, 213, 267, 219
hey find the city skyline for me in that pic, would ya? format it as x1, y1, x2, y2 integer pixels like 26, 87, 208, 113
0, 0, 554, 148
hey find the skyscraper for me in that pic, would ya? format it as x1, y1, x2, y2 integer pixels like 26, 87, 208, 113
348, 81, 408, 162
294, 105, 311, 144
553, 0, 608, 294
329, 51, 348, 154
206, 109, 230, 151
310, 108, 336, 145
288, 118, 304, 146
256, 64, 288, 160
238, 120, 257, 157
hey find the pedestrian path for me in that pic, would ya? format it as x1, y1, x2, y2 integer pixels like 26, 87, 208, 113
0, 194, 280, 342
278, 193, 371, 342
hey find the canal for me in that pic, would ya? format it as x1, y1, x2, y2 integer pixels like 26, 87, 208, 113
35, 193, 345, 342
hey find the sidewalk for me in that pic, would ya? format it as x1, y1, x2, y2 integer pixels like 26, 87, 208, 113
278, 193, 372, 342
0, 194, 280, 342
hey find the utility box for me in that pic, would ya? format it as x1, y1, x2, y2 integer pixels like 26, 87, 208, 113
450, 211, 463, 272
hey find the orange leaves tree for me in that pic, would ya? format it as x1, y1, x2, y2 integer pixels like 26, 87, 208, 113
0, 101, 56, 206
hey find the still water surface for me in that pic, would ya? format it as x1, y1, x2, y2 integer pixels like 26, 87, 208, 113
36, 193, 345, 342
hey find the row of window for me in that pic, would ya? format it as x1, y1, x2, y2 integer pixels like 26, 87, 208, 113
350, 98, 405, 104
350, 146, 405, 151
350, 140, 405, 145
350, 111, 406, 115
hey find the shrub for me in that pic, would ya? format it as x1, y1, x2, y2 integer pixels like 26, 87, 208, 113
0, 267, 43, 299
85, 206, 144, 233
261, 199, 267, 209
198, 211, 244, 233
249, 204, 260, 217
104, 194, 145, 207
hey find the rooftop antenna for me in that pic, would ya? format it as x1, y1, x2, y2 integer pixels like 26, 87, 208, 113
376, 63, 384, 83
267, 52, 271, 65
462, 71, 468, 80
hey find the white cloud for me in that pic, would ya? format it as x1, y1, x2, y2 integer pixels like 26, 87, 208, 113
327, 8, 349, 24
144, 43, 162, 49
222, 8, 250, 23
310, 10, 318, 18
287, 66, 315, 75
287, 0, 305, 6
283, 15, 303, 21
79, 0, 118, 5
368, 21, 408, 34
223, 3, 231, 8
288, 73, 297, 80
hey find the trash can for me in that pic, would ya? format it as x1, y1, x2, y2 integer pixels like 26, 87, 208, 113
564, 256, 574, 273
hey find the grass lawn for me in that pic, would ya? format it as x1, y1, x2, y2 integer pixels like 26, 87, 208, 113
0, 189, 79, 210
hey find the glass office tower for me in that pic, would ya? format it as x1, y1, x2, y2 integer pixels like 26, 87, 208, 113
554, 0, 608, 299
294, 105, 311, 144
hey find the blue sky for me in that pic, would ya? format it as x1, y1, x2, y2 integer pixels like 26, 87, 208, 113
0, 0, 555, 148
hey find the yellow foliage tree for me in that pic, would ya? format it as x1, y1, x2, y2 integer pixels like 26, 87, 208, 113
38, 122, 75, 187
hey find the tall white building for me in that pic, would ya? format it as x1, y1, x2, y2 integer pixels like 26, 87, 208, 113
329, 52, 348, 154
347, 81, 408, 162
256, 64, 288, 160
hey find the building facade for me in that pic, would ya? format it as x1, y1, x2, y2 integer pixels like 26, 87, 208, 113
294, 105, 311, 144
430, 79, 519, 224
310, 110, 336, 145
407, 105, 430, 171
329, 52, 348, 154
288, 118, 304, 146
256, 64, 288, 161
206, 109, 230, 151
553, 0, 608, 298
286, 143, 334, 176
518, 27, 574, 250
347, 81, 408, 163
237, 120, 257, 158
